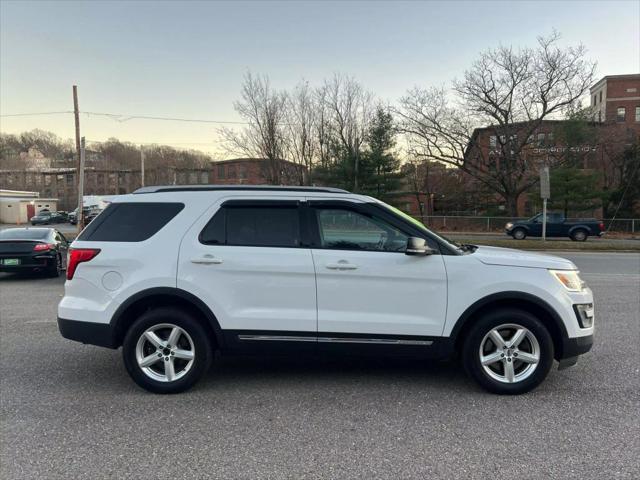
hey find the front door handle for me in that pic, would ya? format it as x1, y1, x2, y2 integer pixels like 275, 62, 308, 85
191, 254, 223, 265
326, 261, 358, 270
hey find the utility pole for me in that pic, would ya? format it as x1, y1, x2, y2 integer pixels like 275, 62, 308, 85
73, 86, 81, 173
140, 145, 145, 187
73, 85, 82, 231
77, 137, 86, 233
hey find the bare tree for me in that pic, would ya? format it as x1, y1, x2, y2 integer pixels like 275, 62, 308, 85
397, 32, 596, 215
321, 74, 374, 190
220, 72, 289, 184
284, 80, 317, 185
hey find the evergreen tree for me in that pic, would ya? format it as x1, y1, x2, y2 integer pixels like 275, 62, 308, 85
360, 107, 402, 200
548, 111, 603, 217
549, 166, 601, 217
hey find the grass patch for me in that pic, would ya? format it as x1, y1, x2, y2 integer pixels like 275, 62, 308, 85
449, 236, 640, 251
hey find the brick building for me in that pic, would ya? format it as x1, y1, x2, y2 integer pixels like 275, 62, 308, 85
0, 167, 210, 211
459, 74, 640, 216
0, 157, 303, 211
210, 158, 307, 186
590, 74, 640, 125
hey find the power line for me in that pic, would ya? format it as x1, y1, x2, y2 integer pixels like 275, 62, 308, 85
0, 110, 248, 125
82, 111, 249, 125
0, 111, 73, 117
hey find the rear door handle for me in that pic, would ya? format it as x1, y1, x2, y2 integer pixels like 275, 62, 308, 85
191, 255, 223, 265
326, 261, 358, 270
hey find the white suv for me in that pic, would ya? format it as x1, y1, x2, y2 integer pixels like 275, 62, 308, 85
57, 186, 594, 394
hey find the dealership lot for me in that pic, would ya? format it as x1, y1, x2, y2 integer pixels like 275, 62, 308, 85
1, 252, 639, 479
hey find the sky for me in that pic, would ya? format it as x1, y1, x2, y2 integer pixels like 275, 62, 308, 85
1, 0, 639, 156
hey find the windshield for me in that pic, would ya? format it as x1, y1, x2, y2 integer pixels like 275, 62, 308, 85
379, 202, 463, 252
0, 228, 50, 240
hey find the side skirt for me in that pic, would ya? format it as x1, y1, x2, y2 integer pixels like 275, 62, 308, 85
222, 330, 454, 359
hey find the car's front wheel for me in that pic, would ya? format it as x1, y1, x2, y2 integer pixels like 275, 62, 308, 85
462, 308, 554, 394
512, 228, 527, 240
123, 307, 213, 393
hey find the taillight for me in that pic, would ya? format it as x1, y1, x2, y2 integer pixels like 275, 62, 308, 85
66, 248, 101, 280
33, 243, 55, 251
599, 222, 604, 231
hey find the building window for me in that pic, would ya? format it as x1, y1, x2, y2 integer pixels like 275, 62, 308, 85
546, 132, 554, 145
489, 135, 497, 148
636, 106, 640, 122
217, 165, 225, 180
599, 91, 602, 103
537, 133, 545, 146
228, 166, 236, 179
617, 107, 626, 122
200, 172, 208, 183
593, 95, 596, 105
239, 167, 247, 179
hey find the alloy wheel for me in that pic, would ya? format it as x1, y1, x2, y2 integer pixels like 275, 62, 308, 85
135, 323, 195, 382
574, 231, 586, 241
479, 323, 540, 383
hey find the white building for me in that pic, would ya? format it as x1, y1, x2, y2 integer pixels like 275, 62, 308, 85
0, 190, 58, 224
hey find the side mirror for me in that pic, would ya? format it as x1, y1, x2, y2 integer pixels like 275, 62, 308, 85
405, 237, 434, 256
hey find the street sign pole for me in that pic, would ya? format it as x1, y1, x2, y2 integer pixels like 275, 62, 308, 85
542, 198, 547, 241
540, 166, 550, 242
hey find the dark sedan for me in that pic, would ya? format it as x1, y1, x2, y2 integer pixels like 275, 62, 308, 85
0, 228, 69, 277
30, 211, 67, 225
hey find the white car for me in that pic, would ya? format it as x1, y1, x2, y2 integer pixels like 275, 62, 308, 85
57, 186, 594, 394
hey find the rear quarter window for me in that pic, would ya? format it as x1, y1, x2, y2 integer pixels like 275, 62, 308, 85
78, 202, 184, 242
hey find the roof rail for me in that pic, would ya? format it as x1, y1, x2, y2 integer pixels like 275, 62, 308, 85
133, 185, 350, 194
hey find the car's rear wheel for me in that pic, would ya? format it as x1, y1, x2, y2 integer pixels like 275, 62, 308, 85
46, 254, 62, 277
512, 228, 527, 240
462, 308, 554, 394
570, 229, 588, 242
123, 307, 213, 393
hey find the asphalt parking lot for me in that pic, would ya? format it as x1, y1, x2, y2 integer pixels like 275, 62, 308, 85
1, 252, 639, 479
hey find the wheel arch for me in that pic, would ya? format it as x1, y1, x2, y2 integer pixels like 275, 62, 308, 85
110, 287, 224, 349
450, 291, 568, 360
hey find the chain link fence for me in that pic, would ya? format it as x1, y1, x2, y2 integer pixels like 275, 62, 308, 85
413, 215, 638, 234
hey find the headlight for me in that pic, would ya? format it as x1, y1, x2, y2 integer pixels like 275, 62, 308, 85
549, 270, 585, 292
505, 222, 513, 229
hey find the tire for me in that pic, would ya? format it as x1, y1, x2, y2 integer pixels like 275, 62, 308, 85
512, 228, 527, 240
46, 254, 62, 278
570, 229, 588, 242
123, 307, 213, 394
462, 308, 554, 395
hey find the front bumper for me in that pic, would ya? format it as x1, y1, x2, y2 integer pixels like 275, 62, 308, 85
57, 317, 118, 349
557, 334, 593, 369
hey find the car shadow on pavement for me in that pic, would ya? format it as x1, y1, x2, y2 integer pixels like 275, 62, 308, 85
0, 272, 61, 281
198, 354, 471, 393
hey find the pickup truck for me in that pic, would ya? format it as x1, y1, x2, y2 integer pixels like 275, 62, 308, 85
505, 213, 604, 241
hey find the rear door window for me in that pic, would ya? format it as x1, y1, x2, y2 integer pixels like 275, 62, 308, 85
78, 203, 184, 242
200, 203, 300, 247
